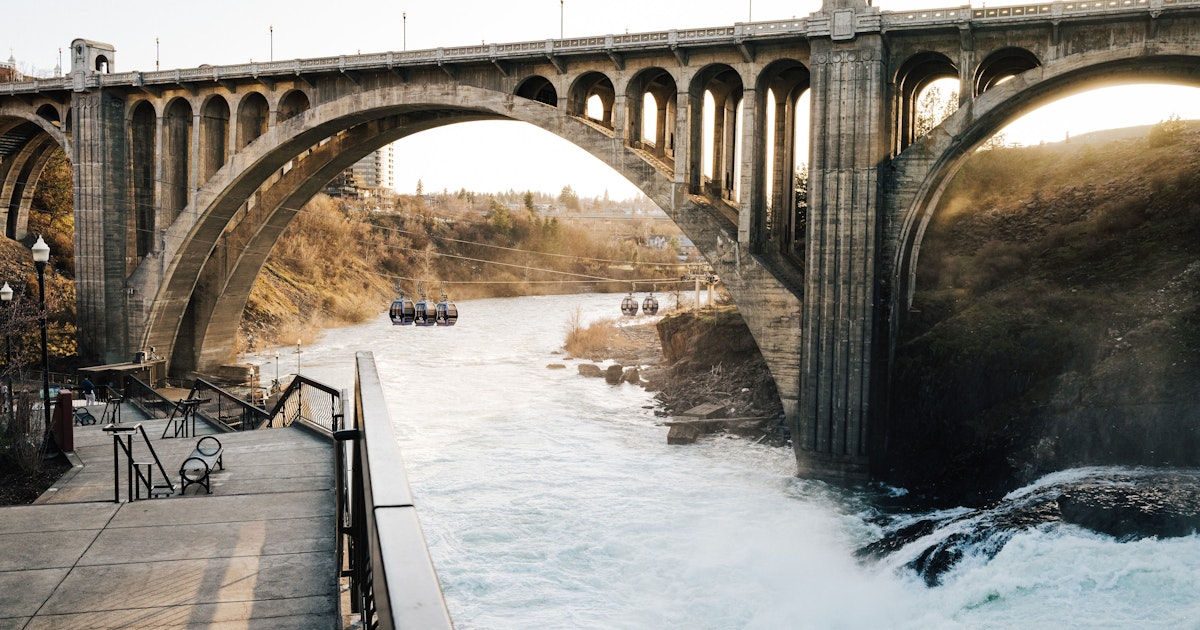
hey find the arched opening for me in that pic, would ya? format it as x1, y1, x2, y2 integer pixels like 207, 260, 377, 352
568, 71, 615, 128
641, 93, 658, 145
163, 98, 193, 222
626, 68, 678, 165
278, 89, 311, 122
35, 104, 61, 128
200, 96, 230, 184
691, 65, 743, 205
129, 101, 156, 261
94, 55, 109, 73
895, 52, 959, 151
515, 75, 558, 107
974, 47, 1040, 96
759, 61, 810, 260
236, 92, 270, 149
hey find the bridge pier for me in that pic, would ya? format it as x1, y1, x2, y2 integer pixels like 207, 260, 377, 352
796, 0, 888, 482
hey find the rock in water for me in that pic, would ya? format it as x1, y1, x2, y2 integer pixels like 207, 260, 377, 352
578, 364, 603, 378
604, 364, 624, 384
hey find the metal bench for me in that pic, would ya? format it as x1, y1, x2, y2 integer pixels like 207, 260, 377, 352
179, 435, 224, 494
73, 406, 97, 426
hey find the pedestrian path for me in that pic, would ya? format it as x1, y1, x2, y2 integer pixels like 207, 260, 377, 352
0, 403, 338, 629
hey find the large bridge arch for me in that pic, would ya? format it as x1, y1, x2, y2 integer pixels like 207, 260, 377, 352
0, 109, 71, 239
890, 43, 1200, 332
141, 82, 693, 374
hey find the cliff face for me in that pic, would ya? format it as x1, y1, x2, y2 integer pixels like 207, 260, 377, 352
654, 305, 783, 420
884, 124, 1200, 503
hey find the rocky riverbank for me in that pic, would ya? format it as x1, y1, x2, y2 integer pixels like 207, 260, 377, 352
555, 305, 786, 442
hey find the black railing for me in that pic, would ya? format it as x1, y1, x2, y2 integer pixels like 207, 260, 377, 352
188, 378, 271, 432
267, 375, 343, 433
339, 352, 453, 629
102, 422, 174, 501
125, 375, 181, 420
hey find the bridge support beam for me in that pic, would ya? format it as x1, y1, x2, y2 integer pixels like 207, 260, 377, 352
797, 0, 888, 482
72, 89, 134, 365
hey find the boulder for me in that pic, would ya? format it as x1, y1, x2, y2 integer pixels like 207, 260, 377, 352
604, 364, 625, 384
578, 364, 603, 378
546, 364, 567, 370
622, 367, 641, 385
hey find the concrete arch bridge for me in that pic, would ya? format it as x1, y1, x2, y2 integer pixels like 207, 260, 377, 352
2, 0, 1198, 481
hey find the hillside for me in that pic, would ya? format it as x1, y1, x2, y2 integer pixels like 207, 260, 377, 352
238, 191, 687, 354
887, 119, 1200, 503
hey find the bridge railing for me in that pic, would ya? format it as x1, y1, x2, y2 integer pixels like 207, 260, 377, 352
339, 352, 452, 630
265, 374, 343, 434
124, 375, 181, 420
188, 377, 272, 432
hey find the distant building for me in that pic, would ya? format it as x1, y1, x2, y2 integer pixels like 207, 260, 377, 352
324, 145, 395, 197
0, 53, 22, 82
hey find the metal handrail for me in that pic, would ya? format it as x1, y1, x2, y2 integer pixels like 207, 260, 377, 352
188, 378, 272, 431
266, 374, 342, 433
340, 352, 453, 629
124, 375, 182, 420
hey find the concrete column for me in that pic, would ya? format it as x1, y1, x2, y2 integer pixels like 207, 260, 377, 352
683, 90, 703, 194
72, 89, 132, 364
153, 112, 167, 238
190, 112, 202, 212
612, 93, 627, 142
737, 87, 760, 246
798, 0, 888, 482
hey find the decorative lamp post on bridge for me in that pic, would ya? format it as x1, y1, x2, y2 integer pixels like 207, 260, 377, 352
0, 281, 11, 416
31, 235, 54, 452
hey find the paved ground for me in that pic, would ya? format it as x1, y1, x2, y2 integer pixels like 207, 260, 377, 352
0, 404, 338, 629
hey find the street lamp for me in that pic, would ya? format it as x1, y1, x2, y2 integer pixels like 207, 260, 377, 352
31, 235, 53, 452
403, 12, 407, 51
1, 281, 11, 416
560, 0, 564, 39
294, 339, 301, 375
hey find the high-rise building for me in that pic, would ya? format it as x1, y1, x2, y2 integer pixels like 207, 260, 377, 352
326, 145, 395, 197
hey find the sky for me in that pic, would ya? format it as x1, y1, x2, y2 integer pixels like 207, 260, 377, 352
4, 0, 1199, 198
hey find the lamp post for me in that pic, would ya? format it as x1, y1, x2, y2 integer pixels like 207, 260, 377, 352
270, 25, 274, 61
1, 281, 11, 417
560, 0, 564, 39
294, 339, 301, 375
31, 235, 52, 452
403, 12, 407, 51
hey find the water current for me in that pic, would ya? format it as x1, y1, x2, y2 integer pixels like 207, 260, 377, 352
286, 293, 1200, 629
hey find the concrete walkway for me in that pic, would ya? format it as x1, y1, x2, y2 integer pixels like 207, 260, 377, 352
0, 404, 338, 629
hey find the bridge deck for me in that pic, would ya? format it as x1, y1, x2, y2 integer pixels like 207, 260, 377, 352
0, 404, 338, 628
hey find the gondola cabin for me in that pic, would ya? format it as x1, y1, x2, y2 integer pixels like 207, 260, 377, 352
389, 296, 415, 325
642, 294, 659, 316
620, 293, 639, 317
436, 297, 458, 326
413, 299, 437, 326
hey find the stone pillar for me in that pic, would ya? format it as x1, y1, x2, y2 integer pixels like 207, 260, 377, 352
737, 87, 761, 246
72, 88, 131, 364
797, 0, 888, 482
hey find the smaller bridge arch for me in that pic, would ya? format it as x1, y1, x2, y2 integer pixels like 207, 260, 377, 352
236, 92, 270, 149
894, 51, 958, 152
689, 63, 745, 202
515, 75, 558, 106
625, 67, 679, 166
568, 71, 615, 129
974, 47, 1041, 96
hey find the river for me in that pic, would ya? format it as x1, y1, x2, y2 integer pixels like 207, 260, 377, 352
283, 293, 1200, 629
